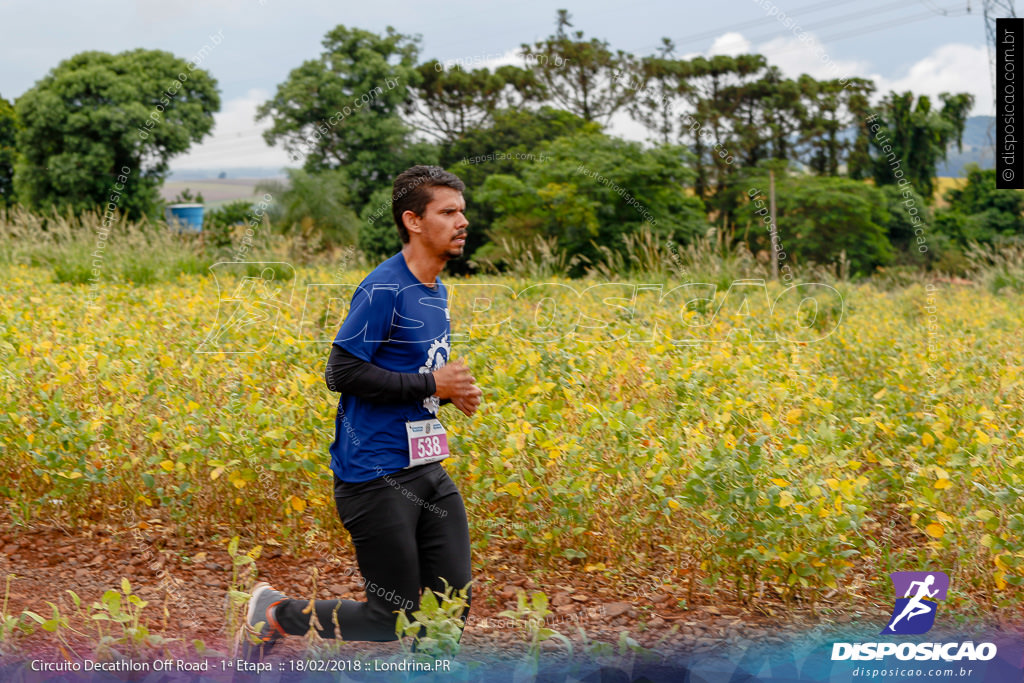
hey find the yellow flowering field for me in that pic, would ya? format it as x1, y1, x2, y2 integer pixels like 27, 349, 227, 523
2, 263, 1023, 612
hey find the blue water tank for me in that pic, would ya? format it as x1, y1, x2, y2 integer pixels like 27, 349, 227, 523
166, 203, 204, 232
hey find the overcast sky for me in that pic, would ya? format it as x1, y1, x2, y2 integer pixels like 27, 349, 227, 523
0, 0, 995, 171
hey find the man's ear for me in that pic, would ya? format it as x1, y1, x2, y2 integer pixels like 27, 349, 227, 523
402, 210, 422, 236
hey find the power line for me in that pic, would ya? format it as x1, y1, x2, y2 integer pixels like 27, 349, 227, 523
919, 0, 965, 14
667, 0, 872, 48
756, 3, 970, 55
627, 0, 963, 59
724, 1, 962, 48
810, 5, 971, 46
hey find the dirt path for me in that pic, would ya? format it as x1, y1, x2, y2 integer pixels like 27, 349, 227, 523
1, 517, 1017, 670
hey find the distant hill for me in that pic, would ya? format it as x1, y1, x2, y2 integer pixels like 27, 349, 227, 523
161, 177, 283, 210
833, 115, 993, 178
937, 115, 994, 177
168, 167, 287, 181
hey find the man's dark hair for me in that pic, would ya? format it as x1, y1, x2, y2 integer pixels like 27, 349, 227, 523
391, 165, 465, 243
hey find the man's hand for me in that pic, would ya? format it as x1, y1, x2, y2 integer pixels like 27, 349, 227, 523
432, 358, 475, 398
450, 385, 483, 417
432, 359, 482, 416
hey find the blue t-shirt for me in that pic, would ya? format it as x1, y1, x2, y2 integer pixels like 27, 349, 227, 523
329, 252, 451, 483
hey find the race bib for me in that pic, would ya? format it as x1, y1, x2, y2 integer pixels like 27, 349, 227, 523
405, 418, 450, 468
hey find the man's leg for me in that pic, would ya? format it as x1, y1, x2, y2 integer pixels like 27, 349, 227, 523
272, 482, 422, 641
415, 467, 472, 632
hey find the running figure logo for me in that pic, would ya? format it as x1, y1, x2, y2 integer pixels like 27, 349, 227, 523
197, 262, 294, 354
881, 571, 949, 635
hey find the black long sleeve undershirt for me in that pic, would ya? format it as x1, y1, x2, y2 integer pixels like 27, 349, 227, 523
325, 344, 438, 403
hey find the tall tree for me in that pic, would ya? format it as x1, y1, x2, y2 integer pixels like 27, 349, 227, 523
442, 106, 596, 175
520, 9, 637, 123
628, 38, 690, 144
730, 66, 804, 167
409, 63, 541, 145
676, 54, 767, 201
860, 91, 974, 200
0, 95, 17, 207
493, 64, 548, 110
257, 25, 421, 208
797, 76, 874, 176
674, 53, 768, 237
14, 50, 219, 218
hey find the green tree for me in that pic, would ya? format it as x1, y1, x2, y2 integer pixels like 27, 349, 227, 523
859, 91, 973, 200
272, 168, 361, 247
257, 25, 422, 208
734, 67, 804, 167
0, 94, 17, 206
628, 39, 690, 145
797, 76, 874, 176
14, 49, 219, 218
521, 9, 637, 123
411, 62, 542, 145
746, 173, 893, 275
474, 131, 706, 269
934, 164, 1024, 244
878, 183, 931, 256
442, 106, 596, 177
408, 107, 595, 271
669, 53, 770, 238
676, 54, 768, 207
358, 185, 404, 261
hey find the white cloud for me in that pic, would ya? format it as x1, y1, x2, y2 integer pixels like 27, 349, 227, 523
696, 30, 992, 116
434, 45, 574, 73
169, 89, 290, 171
437, 46, 522, 71
755, 33, 868, 82
707, 32, 752, 57
873, 43, 992, 116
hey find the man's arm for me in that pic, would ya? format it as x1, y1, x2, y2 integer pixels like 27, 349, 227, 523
325, 344, 437, 403
325, 345, 457, 406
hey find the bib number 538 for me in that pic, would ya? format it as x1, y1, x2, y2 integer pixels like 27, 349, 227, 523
417, 435, 444, 458
405, 418, 450, 467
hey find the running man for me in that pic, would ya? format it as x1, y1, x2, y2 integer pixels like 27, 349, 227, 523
886, 574, 938, 632
238, 165, 481, 659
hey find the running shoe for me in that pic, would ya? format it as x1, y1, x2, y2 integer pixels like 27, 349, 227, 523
236, 582, 287, 661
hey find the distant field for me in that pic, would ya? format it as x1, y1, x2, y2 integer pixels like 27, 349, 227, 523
933, 176, 968, 208
161, 178, 280, 209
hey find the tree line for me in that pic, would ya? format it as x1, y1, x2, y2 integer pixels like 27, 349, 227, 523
1, 10, 1020, 277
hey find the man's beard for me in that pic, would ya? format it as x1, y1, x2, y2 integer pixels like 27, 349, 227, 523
443, 234, 467, 260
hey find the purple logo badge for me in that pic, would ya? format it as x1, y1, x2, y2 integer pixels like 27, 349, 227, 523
882, 571, 949, 635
